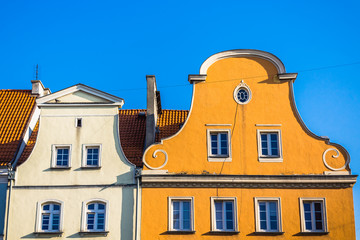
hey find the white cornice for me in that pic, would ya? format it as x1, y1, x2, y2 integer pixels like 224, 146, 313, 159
36, 84, 124, 106
199, 49, 286, 75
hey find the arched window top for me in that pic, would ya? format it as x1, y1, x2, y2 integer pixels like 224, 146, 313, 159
36, 200, 64, 233
81, 199, 109, 233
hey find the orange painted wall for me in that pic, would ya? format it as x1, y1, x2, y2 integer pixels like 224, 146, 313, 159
141, 187, 355, 239
143, 57, 348, 175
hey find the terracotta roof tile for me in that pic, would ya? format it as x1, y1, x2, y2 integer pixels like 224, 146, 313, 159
17, 121, 39, 166
119, 109, 147, 167
0, 90, 36, 166
156, 110, 189, 142
118, 109, 188, 167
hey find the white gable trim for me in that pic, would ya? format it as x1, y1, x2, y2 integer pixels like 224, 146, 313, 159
36, 84, 124, 106
199, 49, 286, 75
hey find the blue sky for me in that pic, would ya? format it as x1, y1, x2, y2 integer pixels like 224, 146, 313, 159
1, 0, 360, 236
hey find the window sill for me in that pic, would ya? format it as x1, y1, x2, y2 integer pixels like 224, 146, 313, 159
258, 157, 283, 163
34, 231, 63, 237
208, 156, 232, 162
81, 166, 101, 169
79, 231, 109, 236
295, 231, 329, 236
251, 231, 284, 235
206, 231, 240, 235
163, 230, 196, 234
50, 167, 71, 170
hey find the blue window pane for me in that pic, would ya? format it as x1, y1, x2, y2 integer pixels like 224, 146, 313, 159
259, 203, 266, 211
260, 212, 266, 220
88, 204, 95, 210
216, 220, 223, 230
226, 220, 234, 230
269, 202, 276, 212
173, 220, 180, 229
316, 221, 323, 230
98, 204, 105, 210
173, 202, 179, 211
43, 205, 50, 211
260, 220, 267, 230
305, 212, 311, 221
225, 202, 233, 211
270, 220, 278, 230
183, 202, 190, 211
271, 148, 278, 156
305, 221, 312, 230
314, 203, 321, 211
53, 204, 60, 211
270, 134, 277, 141
303, 203, 310, 211
183, 220, 190, 230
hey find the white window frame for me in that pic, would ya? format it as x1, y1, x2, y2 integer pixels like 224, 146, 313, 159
168, 197, 195, 232
82, 144, 102, 168
51, 144, 72, 168
256, 129, 283, 162
207, 129, 232, 162
75, 117, 82, 127
299, 198, 327, 233
35, 199, 64, 233
81, 199, 109, 232
254, 197, 282, 232
210, 197, 238, 232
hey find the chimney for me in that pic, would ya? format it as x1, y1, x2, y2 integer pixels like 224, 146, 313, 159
145, 75, 160, 149
31, 80, 50, 97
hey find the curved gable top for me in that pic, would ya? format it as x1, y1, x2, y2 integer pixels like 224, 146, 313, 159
199, 49, 286, 75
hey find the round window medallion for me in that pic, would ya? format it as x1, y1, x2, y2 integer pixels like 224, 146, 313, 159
233, 80, 252, 104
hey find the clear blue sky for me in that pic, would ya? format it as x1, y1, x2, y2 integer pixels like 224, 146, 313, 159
1, 0, 360, 236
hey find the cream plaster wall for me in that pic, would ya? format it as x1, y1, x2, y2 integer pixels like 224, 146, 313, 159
16, 106, 134, 186
8, 187, 135, 239
9, 91, 136, 239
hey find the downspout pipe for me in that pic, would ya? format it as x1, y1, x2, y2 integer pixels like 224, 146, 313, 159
134, 169, 141, 240
5, 164, 14, 240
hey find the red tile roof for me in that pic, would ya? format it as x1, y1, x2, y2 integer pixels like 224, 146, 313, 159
119, 109, 147, 167
119, 109, 189, 167
0, 90, 36, 166
17, 121, 39, 166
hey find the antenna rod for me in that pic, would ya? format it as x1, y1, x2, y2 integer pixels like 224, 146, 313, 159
35, 64, 39, 80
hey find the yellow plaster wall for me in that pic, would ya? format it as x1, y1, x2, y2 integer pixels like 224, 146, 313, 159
144, 57, 349, 175
141, 187, 355, 239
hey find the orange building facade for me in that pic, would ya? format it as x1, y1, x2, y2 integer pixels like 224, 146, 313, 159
141, 50, 357, 239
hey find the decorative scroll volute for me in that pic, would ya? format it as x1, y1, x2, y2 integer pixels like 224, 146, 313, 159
322, 148, 350, 171
143, 149, 168, 170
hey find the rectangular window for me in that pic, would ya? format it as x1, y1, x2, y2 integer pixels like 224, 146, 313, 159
36, 200, 64, 233
51, 145, 71, 168
211, 197, 237, 232
257, 129, 282, 162
82, 144, 102, 168
300, 198, 327, 232
207, 129, 232, 162
168, 197, 194, 232
254, 197, 282, 232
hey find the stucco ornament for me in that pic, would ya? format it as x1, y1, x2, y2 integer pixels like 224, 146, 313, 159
322, 148, 349, 171
233, 80, 252, 105
143, 149, 168, 170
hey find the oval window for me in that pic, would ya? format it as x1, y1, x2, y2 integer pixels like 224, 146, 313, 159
233, 81, 252, 105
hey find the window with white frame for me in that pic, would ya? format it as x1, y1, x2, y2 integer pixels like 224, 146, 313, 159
207, 129, 232, 162
211, 197, 237, 232
254, 198, 282, 232
36, 200, 63, 233
51, 145, 71, 168
168, 197, 194, 232
81, 199, 109, 233
257, 129, 282, 162
82, 144, 102, 168
299, 198, 327, 232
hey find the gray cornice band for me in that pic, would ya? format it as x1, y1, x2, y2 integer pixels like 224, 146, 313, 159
141, 174, 357, 189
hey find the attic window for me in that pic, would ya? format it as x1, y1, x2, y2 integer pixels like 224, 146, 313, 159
76, 118, 82, 128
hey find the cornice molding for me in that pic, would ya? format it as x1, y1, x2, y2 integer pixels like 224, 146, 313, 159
141, 174, 357, 189
199, 49, 286, 75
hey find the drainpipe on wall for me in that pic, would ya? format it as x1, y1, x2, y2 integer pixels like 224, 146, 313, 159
134, 169, 141, 240
4, 164, 14, 240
